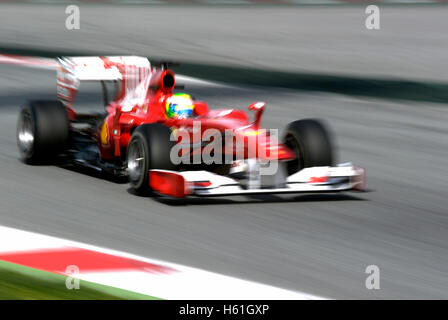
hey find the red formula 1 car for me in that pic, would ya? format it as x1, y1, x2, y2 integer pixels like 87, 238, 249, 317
17, 56, 365, 198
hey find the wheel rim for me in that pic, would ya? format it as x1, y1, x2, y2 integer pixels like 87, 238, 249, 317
127, 139, 145, 183
17, 111, 35, 154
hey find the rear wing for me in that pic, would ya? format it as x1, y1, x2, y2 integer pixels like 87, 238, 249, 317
57, 56, 152, 108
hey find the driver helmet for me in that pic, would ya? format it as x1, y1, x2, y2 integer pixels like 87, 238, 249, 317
165, 93, 194, 119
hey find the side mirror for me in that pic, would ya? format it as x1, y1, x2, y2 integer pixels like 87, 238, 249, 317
248, 101, 266, 112
248, 101, 266, 128
194, 101, 209, 116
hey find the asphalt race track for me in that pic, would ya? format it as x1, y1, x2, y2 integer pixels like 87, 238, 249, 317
1, 4, 448, 81
0, 63, 447, 299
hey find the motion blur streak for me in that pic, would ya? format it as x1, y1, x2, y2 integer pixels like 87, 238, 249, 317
0, 3, 447, 299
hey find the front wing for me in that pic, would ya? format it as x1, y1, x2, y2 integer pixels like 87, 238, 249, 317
148, 164, 366, 198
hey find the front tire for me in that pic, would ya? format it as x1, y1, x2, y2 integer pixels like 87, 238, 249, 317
127, 123, 176, 194
17, 100, 69, 164
283, 119, 334, 176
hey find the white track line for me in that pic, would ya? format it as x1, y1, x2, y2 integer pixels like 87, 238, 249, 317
0, 225, 325, 299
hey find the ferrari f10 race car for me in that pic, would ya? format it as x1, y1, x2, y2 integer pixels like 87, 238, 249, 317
17, 56, 365, 198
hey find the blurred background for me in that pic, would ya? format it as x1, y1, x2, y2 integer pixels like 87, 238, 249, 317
0, 1, 447, 299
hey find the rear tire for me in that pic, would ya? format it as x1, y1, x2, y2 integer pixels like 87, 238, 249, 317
17, 100, 69, 164
283, 119, 334, 176
127, 123, 176, 194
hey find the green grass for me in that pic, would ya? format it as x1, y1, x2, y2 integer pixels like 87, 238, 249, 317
0, 260, 161, 300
